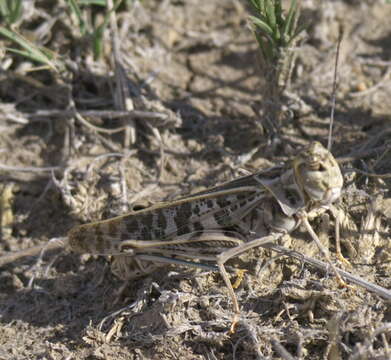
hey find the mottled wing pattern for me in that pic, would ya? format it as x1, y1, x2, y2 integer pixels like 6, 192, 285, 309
180, 165, 285, 198
67, 187, 269, 255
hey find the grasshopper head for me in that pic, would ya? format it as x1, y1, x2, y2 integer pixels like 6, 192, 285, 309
293, 141, 343, 206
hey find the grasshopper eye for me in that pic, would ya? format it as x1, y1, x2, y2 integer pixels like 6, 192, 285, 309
317, 163, 327, 172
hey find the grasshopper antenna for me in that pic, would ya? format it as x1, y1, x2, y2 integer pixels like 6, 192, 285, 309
327, 25, 344, 151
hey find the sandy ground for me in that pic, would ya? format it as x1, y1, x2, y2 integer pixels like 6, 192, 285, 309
0, 1, 390, 359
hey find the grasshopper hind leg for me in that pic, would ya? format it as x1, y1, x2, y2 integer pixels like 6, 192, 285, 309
215, 233, 282, 333
110, 255, 166, 305
110, 255, 164, 280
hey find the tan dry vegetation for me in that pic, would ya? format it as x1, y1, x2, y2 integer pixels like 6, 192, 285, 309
0, 1, 390, 359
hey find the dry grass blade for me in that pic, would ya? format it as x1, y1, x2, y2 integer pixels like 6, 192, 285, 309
327, 25, 343, 151
0, 164, 61, 172
107, 0, 137, 146
0, 237, 65, 267
263, 243, 391, 301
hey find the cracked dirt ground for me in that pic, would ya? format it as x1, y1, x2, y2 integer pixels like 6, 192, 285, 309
0, 1, 391, 359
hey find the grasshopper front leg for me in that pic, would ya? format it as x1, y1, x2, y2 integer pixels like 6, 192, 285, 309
299, 211, 352, 289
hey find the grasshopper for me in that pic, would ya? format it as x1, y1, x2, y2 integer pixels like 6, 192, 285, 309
66, 141, 345, 326
1, 141, 391, 329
